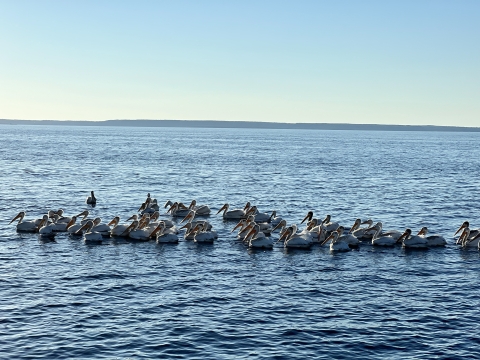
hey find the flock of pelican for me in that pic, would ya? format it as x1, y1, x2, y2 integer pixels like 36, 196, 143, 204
7, 192, 480, 251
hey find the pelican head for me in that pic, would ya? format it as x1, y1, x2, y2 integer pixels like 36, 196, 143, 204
216, 203, 229, 215
272, 219, 287, 232
279, 226, 295, 242
322, 215, 331, 224
121, 220, 139, 237
270, 210, 277, 220
307, 218, 318, 230
9, 211, 26, 224
108, 216, 120, 227
397, 228, 412, 243
455, 221, 469, 236
244, 224, 260, 243
243, 202, 251, 211
301, 211, 314, 224
189, 200, 197, 210
181, 210, 196, 224
246, 206, 257, 216
150, 211, 160, 221
151, 222, 165, 238
56, 209, 64, 217
76, 210, 89, 220
66, 216, 77, 229
164, 200, 174, 209
232, 219, 247, 233
336, 226, 345, 236
349, 219, 362, 234
76, 220, 94, 235
417, 227, 428, 236
93, 217, 102, 226
321, 230, 339, 246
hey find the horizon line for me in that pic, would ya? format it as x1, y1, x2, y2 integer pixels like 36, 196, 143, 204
1, 119, 479, 132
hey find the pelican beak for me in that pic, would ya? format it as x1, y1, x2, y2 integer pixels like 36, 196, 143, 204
321, 233, 334, 246
180, 223, 190, 230
75, 222, 89, 235
232, 221, 244, 233
120, 222, 136, 237
349, 222, 359, 234
272, 221, 284, 232
417, 228, 426, 236
66, 218, 76, 229
397, 232, 408, 243
9, 212, 23, 224
180, 212, 193, 224
108, 218, 118, 226
150, 224, 163, 237
216, 204, 226, 215
454, 223, 467, 236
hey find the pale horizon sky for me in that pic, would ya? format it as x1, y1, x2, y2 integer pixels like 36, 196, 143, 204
0, 0, 479, 126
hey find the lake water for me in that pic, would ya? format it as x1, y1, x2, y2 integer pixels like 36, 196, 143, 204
0, 125, 479, 359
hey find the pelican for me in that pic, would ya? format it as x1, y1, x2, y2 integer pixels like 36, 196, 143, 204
269, 211, 283, 227
305, 219, 327, 243
91, 218, 111, 236
216, 203, 247, 220
67, 217, 85, 235
349, 219, 374, 240
245, 206, 272, 223
188, 200, 211, 216
417, 227, 447, 246
244, 224, 274, 249
9, 212, 44, 232
86, 191, 97, 205
38, 215, 56, 238
109, 218, 137, 237
77, 220, 105, 244
167, 202, 190, 218
454, 221, 479, 241
458, 227, 480, 248
322, 231, 350, 252
280, 226, 313, 249
370, 224, 396, 246
397, 229, 428, 249
365, 222, 402, 241
193, 223, 217, 243
153, 222, 179, 243
301, 211, 314, 224
322, 215, 340, 233
52, 215, 77, 232
335, 226, 359, 247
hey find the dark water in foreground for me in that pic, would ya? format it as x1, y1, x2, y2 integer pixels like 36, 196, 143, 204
1, 125, 480, 359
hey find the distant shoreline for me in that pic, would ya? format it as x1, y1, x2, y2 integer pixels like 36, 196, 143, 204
1, 119, 479, 132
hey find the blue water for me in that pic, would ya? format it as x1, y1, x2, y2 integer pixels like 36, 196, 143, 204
1, 125, 480, 359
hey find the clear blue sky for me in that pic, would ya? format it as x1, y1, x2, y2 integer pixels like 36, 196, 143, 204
0, 0, 479, 126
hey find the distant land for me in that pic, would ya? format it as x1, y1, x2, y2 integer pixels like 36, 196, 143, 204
1, 119, 479, 132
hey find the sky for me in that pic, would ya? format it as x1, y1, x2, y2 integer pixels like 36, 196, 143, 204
0, 0, 479, 126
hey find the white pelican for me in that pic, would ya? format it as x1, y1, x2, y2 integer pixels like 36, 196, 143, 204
154, 222, 179, 243
322, 215, 340, 233
91, 218, 111, 236
38, 215, 56, 238
245, 206, 272, 223
188, 200, 211, 216
305, 219, 327, 243
365, 222, 402, 241
454, 221, 479, 241
280, 226, 313, 249
166, 202, 190, 218
322, 231, 350, 252
86, 191, 97, 205
397, 229, 428, 249
349, 219, 374, 240
77, 220, 105, 244
417, 227, 447, 246
244, 224, 274, 249
370, 224, 396, 246
458, 227, 480, 248
9, 212, 44, 232
269, 211, 283, 227
109, 218, 137, 237
216, 203, 247, 220
335, 226, 359, 247
51, 215, 77, 232
193, 223, 217, 243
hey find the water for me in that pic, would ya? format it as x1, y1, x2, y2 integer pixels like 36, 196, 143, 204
0, 125, 479, 359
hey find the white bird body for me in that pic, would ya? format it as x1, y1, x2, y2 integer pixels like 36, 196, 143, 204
417, 227, 447, 246
327, 231, 350, 252
217, 203, 247, 220
371, 225, 396, 246
244, 225, 274, 249
9, 212, 45, 232
397, 229, 428, 249
280, 226, 313, 249
38, 216, 56, 238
